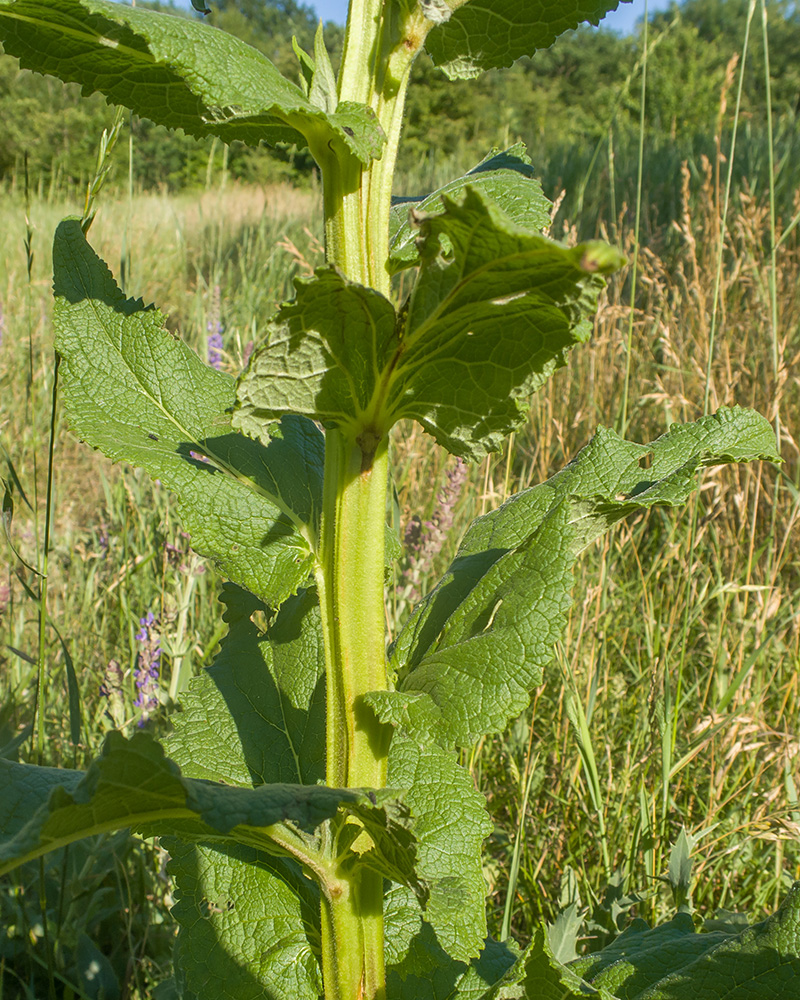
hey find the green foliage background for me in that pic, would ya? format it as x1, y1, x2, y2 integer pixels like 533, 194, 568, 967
3, 0, 800, 200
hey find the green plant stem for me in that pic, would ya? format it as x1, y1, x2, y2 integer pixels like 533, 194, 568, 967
320, 865, 385, 1000
319, 430, 390, 791
323, 4, 428, 294
316, 430, 390, 1000
315, 6, 433, 995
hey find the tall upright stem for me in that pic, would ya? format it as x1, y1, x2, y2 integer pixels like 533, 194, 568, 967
315, 3, 433, 995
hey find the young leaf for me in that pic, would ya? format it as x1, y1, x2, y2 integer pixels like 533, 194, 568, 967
309, 21, 338, 114
392, 409, 779, 746
391, 189, 623, 459
425, 1, 633, 80
389, 143, 552, 273
292, 35, 316, 97
53, 219, 323, 608
0, 0, 385, 163
234, 268, 398, 438
237, 190, 623, 460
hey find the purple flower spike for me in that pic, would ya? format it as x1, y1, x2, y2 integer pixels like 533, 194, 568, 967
207, 330, 224, 370
206, 284, 224, 370
134, 611, 161, 726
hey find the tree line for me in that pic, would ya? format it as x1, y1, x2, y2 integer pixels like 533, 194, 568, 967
1, 0, 798, 194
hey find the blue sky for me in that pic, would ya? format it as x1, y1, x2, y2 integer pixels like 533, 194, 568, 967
160, 1, 676, 34
305, 1, 673, 31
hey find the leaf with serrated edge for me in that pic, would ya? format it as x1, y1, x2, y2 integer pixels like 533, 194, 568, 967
364, 692, 492, 962
426, 1, 632, 80
53, 218, 323, 608
389, 143, 551, 273
391, 409, 779, 746
385, 886, 518, 1000
0, 0, 384, 162
236, 190, 623, 461
399, 503, 573, 746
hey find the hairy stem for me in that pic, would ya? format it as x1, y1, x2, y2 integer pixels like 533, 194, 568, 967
315, 4, 435, 996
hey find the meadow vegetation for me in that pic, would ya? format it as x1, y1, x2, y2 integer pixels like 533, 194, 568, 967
1, 0, 799, 996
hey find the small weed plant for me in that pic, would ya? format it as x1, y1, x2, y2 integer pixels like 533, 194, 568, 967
0, 1, 796, 998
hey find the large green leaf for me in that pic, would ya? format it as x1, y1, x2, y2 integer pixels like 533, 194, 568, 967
164, 584, 328, 999
164, 584, 423, 997
0, 730, 366, 877
425, 1, 632, 80
0, 0, 384, 162
568, 913, 730, 998
391, 409, 779, 746
389, 143, 552, 273
53, 218, 323, 608
236, 189, 623, 460
607, 884, 800, 999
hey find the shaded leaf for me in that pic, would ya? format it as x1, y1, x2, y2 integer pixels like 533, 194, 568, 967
165, 585, 424, 995
167, 584, 326, 788
164, 585, 328, 999
385, 885, 518, 1000
514, 925, 616, 998
54, 218, 323, 608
